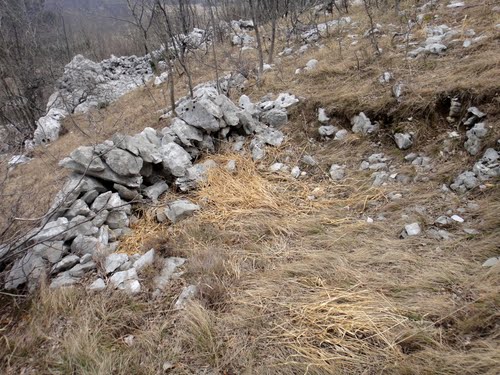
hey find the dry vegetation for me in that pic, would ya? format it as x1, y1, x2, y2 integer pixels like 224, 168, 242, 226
1, 1, 499, 374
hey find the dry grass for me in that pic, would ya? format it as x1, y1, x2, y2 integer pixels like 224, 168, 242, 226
1, 1, 500, 374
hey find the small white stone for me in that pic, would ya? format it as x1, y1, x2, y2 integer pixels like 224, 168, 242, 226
405, 222, 421, 236
451, 215, 464, 223
367, 217, 374, 223
482, 257, 499, 268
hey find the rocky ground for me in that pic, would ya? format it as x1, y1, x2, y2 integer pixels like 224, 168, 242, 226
0, 1, 499, 374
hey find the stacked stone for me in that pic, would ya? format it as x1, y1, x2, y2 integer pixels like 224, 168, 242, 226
4, 85, 299, 293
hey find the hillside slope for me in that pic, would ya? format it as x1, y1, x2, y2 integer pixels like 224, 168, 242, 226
1, 1, 499, 374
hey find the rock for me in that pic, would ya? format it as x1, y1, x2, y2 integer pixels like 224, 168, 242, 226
257, 128, 285, 147
80, 253, 93, 264
225, 159, 237, 173
425, 43, 447, 54
4, 251, 47, 290
51, 254, 80, 274
178, 98, 221, 132
304, 59, 318, 71
404, 223, 421, 236
270, 162, 284, 172
464, 122, 488, 156
34, 241, 66, 264
379, 72, 393, 83
451, 214, 464, 223
215, 94, 242, 126
394, 133, 413, 150
133, 249, 155, 272
318, 108, 330, 123
261, 108, 288, 127
169, 118, 204, 147
251, 142, 266, 161
8, 155, 31, 168
435, 216, 452, 227
351, 112, 378, 135
140, 127, 161, 147
103, 149, 143, 176
110, 268, 141, 295
91, 192, 112, 212
153, 257, 186, 296
275, 93, 299, 109
143, 181, 169, 202
31, 217, 69, 243
113, 184, 141, 201
448, 98, 461, 120
159, 142, 193, 177
112, 133, 162, 164
165, 200, 200, 224
329, 164, 346, 180
372, 171, 389, 186
50, 272, 79, 289
106, 211, 129, 230
60, 157, 143, 189
482, 256, 499, 268
174, 285, 198, 309
81, 190, 99, 205
334, 129, 348, 140
68, 147, 106, 172
68, 261, 96, 277
65, 199, 90, 220
104, 253, 129, 274
92, 210, 109, 227
291, 166, 301, 178
33, 108, 67, 145
450, 171, 480, 192
71, 235, 100, 256
302, 155, 317, 166
467, 107, 486, 119
88, 278, 106, 291
319, 125, 337, 137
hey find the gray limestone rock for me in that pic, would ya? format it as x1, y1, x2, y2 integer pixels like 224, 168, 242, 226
351, 112, 378, 135
319, 125, 337, 137
104, 253, 129, 274
33, 241, 66, 264
51, 255, 80, 274
170, 117, 204, 147
394, 133, 413, 150
106, 211, 129, 230
4, 251, 47, 290
174, 285, 198, 309
69, 146, 106, 172
103, 148, 143, 176
68, 261, 96, 277
143, 181, 169, 201
65, 199, 90, 220
165, 199, 200, 224
153, 257, 186, 296
329, 164, 346, 180
60, 157, 143, 189
91, 192, 112, 212
159, 142, 193, 177
133, 249, 155, 272
178, 98, 222, 132
261, 108, 288, 128
88, 278, 106, 291
113, 184, 141, 201
71, 235, 100, 256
